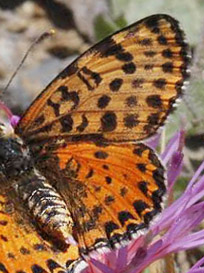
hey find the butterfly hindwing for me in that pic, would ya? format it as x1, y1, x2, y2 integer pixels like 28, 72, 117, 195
35, 141, 166, 254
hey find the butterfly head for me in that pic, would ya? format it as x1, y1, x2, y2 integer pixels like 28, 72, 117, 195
0, 133, 32, 179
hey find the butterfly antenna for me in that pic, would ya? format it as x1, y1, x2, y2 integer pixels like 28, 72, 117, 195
2, 29, 56, 96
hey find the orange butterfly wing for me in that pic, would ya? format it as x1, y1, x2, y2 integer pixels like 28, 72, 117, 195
34, 141, 165, 254
15, 14, 190, 143
0, 189, 86, 272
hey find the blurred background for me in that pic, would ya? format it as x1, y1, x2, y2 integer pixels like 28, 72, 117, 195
0, 0, 204, 270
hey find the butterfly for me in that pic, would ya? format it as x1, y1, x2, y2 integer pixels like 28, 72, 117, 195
0, 14, 190, 273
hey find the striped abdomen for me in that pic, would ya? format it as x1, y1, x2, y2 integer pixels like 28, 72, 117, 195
16, 170, 75, 245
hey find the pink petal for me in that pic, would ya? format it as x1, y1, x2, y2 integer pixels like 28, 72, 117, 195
161, 130, 185, 165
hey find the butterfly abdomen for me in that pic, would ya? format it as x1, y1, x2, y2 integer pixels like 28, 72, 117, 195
16, 172, 75, 244
0, 134, 76, 246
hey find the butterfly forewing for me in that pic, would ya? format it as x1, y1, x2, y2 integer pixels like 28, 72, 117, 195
16, 14, 190, 143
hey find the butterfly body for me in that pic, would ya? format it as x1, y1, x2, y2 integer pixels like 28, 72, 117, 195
0, 14, 190, 273
0, 130, 75, 248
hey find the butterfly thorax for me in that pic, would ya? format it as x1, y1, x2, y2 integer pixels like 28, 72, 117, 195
0, 130, 75, 247
0, 135, 32, 179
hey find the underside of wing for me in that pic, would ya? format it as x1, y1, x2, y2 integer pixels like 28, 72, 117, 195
0, 189, 86, 273
36, 142, 166, 254
16, 14, 190, 143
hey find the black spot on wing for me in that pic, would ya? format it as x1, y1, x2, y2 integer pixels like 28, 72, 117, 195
105, 176, 112, 184
144, 51, 156, 57
157, 35, 167, 45
57, 86, 80, 110
101, 111, 117, 132
47, 99, 60, 117
162, 48, 173, 58
77, 66, 102, 91
122, 62, 136, 74
133, 200, 149, 216
132, 144, 147, 156
144, 64, 154, 70
94, 151, 108, 159
103, 164, 109, 170
138, 181, 148, 196
132, 78, 144, 88
139, 38, 152, 46
47, 259, 61, 271
120, 187, 128, 197
85, 67, 101, 85
0, 221, 8, 226
59, 114, 73, 132
162, 62, 173, 73
77, 70, 92, 90
116, 52, 133, 62
76, 114, 88, 132
85, 168, 94, 179
104, 195, 115, 205
109, 78, 123, 92
57, 85, 68, 96
97, 95, 111, 109
33, 244, 47, 251
96, 37, 133, 63
105, 221, 119, 237
124, 114, 139, 128
126, 95, 137, 107
65, 91, 80, 110
93, 185, 101, 192
59, 64, 78, 79
118, 211, 135, 226
0, 263, 8, 273
31, 264, 46, 273
146, 95, 162, 108
137, 163, 146, 173
153, 78, 166, 89
96, 37, 123, 57
0, 235, 8, 242
147, 113, 160, 125
7, 252, 15, 259
20, 247, 30, 255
